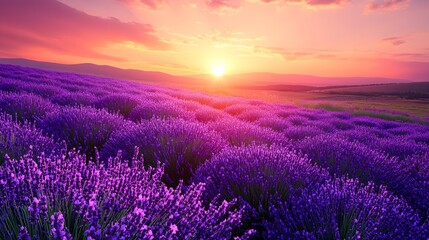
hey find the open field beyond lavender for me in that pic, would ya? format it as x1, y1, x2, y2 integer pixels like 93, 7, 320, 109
1, 64, 429, 239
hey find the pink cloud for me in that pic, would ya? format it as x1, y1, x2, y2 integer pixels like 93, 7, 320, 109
366, 0, 410, 11
120, 0, 347, 11
254, 46, 336, 61
120, 0, 166, 10
140, 0, 166, 9
382, 37, 406, 46
258, 0, 348, 6
303, 0, 348, 5
0, 0, 168, 61
380, 59, 429, 80
206, 0, 242, 11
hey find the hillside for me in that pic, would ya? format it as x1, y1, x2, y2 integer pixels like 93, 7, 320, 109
314, 82, 429, 99
0, 58, 413, 89
1, 64, 429, 239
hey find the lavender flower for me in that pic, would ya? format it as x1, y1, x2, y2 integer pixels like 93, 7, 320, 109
264, 177, 427, 239
1, 149, 246, 239
298, 134, 407, 188
0, 92, 55, 122
1, 63, 429, 240
129, 100, 194, 122
94, 94, 140, 118
28, 197, 41, 223
193, 144, 329, 237
207, 117, 288, 146
37, 106, 127, 160
51, 92, 98, 106
50, 212, 72, 240
101, 118, 227, 185
0, 113, 63, 164
194, 105, 227, 123
18, 226, 31, 240
254, 116, 290, 132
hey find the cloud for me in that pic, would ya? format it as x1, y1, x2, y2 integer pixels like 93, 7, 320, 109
382, 37, 406, 46
392, 52, 429, 60
365, 0, 410, 11
254, 46, 336, 61
206, 0, 242, 11
197, 31, 262, 43
120, 0, 166, 10
256, 0, 349, 6
120, 0, 347, 12
0, 0, 168, 61
379, 59, 429, 80
140, 0, 166, 9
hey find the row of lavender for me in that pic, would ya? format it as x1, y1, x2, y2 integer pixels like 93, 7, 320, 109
0, 64, 428, 239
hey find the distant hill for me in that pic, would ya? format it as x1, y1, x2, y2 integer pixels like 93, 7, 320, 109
218, 72, 411, 87
0, 58, 414, 89
0, 58, 200, 88
314, 82, 429, 99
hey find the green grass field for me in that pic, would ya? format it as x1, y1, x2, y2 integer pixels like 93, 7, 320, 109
200, 86, 429, 123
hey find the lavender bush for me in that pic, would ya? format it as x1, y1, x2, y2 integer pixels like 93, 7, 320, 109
401, 152, 429, 214
37, 106, 127, 159
254, 116, 290, 132
0, 150, 250, 240
376, 136, 428, 160
21, 83, 66, 99
0, 78, 22, 93
193, 144, 329, 236
51, 92, 98, 106
297, 134, 417, 205
0, 92, 55, 122
129, 100, 194, 122
283, 125, 324, 141
94, 94, 140, 118
207, 117, 288, 146
0, 114, 62, 164
236, 109, 269, 122
101, 118, 227, 185
264, 178, 427, 239
194, 105, 227, 123
1, 64, 429, 239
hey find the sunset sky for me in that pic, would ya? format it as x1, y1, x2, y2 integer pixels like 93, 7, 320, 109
1, 0, 429, 80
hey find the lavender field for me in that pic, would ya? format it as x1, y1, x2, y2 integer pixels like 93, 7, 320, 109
1, 64, 429, 239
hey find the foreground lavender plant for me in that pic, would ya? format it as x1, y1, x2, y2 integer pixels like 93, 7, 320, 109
37, 106, 127, 160
129, 100, 194, 122
0, 114, 62, 164
207, 117, 288, 146
51, 212, 73, 240
264, 178, 427, 239
193, 144, 329, 237
0, 92, 55, 122
94, 94, 140, 118
101, 117, 227, 185
1, 64, 429, 239
51, 92, 98, 107
0, 150, 250, 239
298, 134, 409, 191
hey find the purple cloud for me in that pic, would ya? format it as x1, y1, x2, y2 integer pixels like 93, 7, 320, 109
120, 0, 166, 10
0, 0, 168, 61
254, 46, 336, 61
206, 0, 242, 11
258, 0, 349, 6
382, 37, 406, 46
366, 0, 410, 11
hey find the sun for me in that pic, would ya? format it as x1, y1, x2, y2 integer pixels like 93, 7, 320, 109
211, 65, 225, 77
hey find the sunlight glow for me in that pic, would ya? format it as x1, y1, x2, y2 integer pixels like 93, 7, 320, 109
211, 65, 225, 77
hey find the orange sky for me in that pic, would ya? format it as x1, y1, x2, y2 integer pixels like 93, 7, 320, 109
1, 0, 429, 80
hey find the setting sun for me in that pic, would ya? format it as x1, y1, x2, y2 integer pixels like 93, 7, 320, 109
212, 65, 225, 77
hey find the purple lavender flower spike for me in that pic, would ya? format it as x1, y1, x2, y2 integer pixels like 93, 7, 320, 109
50, 212, 73, 240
